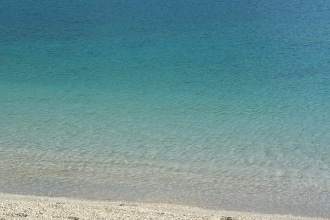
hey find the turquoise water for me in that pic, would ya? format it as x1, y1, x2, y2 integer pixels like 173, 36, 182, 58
1, 0, 330, 217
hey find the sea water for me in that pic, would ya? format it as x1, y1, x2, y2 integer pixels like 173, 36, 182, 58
0, 0, 329, 217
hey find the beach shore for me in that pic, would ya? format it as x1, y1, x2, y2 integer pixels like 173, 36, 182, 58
0, 193, 327, 220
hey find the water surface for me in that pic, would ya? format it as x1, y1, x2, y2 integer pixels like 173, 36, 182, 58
0, 1, 329, 217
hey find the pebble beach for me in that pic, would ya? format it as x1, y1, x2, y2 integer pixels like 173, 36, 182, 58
0, 194, 328, 220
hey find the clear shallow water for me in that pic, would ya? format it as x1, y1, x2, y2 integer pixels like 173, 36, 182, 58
0, 0, 330, 217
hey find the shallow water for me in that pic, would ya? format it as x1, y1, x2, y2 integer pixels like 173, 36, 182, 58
1, 1, 330, 217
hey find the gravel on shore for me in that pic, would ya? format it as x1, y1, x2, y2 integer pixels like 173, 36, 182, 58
0, 193, 327, 220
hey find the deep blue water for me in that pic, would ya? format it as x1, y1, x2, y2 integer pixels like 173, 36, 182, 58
1, 0, 330, 217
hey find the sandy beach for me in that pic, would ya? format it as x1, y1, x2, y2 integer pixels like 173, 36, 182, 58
0, 193, 327, 220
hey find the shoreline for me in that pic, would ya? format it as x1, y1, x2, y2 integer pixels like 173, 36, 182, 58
0, 193, 327, 220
